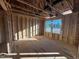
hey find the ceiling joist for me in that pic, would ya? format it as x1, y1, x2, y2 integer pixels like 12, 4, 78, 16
65, 0, 73, 10
17, 0, 48, 14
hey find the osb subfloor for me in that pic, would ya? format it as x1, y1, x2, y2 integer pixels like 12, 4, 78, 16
11, 36, 77, 58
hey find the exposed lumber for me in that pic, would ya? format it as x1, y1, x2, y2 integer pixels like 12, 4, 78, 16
46, 2, 62, 15
17, 0, 48, 14
73, 0, 79, 12
39, 0, 45, 9
12, 4, 42, 17
22, 17, 26, 39
0, 0, 8, 11
12, 5, 33, 13
10, 13, 41, 40
12, 9, 42, 18
44, 12, 78, 45
18, 16, 22, 39
65, 0, 73, 10
77, 44, 79, 59
0, 14, 6, 43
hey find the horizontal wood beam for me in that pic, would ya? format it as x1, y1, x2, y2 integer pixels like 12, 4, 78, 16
17, 0, 48, 14
12, 9, 43, 18
12, 9, 37, 16
12, 4, 36, 14
0, 53, 65, 57
12, 4, 46, 18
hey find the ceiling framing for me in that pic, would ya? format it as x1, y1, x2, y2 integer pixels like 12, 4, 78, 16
0, 0, 74, 17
